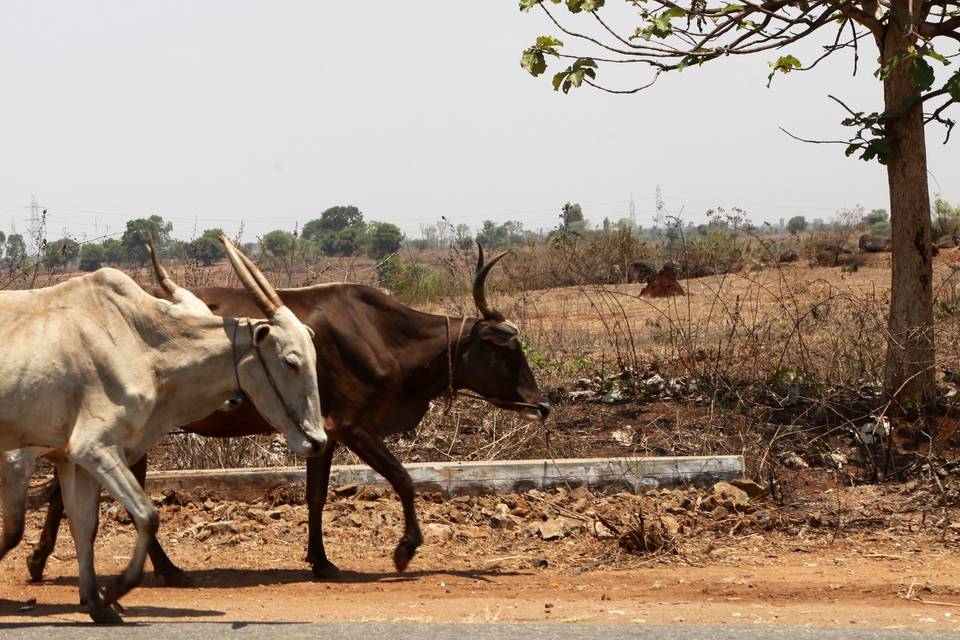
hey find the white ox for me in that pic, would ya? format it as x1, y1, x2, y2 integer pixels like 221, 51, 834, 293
0, 236, 326, 623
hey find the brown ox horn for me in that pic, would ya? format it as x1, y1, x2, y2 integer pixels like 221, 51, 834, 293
145, 236, 178, 297
220, 234, 280, 317
473, 242, 508, 322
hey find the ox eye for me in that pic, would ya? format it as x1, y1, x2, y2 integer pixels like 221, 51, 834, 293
284, 356, 300, 371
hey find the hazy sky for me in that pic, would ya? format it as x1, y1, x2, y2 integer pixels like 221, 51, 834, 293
2, 2, 958, 243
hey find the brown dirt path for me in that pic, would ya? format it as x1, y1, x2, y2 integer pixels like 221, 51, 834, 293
2, 494, 960, 630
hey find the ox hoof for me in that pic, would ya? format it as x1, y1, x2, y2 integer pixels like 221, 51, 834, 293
311, 561, 343, 580
89, 605, 124, 625
159, 569, 193, 588
26, 555, 46, 583
393, 545, 417, 573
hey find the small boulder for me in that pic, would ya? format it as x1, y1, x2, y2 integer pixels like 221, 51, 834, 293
858, 233, 890, 253
538, 518, 572, 541
425, 523, 453, 542
729, 478, 766, 500
712, 482, 749, 509
937, 235, 957, 249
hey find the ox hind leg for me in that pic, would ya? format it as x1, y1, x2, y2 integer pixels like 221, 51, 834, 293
67, 441, 159, 619
306, 441, 341, 579
26, 475, 63, 582
0, 449, 37, 561
341, 428, 422, 573
128, 456, 188, 585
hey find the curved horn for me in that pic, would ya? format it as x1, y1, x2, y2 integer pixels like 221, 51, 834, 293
473, 242, 508, 322
234, 245, 284, 311
220, 235, 279, 317
145, 236, 178, 297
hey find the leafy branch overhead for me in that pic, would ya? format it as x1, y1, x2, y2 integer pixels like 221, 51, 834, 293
519, 0, 959, 162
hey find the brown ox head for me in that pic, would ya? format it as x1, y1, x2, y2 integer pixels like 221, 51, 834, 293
458, 244, 550, 422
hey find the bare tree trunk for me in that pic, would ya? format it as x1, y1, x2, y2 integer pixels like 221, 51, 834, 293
880, 0, 936, 417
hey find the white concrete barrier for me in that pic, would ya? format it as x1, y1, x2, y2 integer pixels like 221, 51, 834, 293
145, 455, 744, 500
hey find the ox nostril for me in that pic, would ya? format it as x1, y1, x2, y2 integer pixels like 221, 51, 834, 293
537, 403, 551, 418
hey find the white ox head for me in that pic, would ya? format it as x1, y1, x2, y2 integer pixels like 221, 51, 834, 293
148, 237, 326, 456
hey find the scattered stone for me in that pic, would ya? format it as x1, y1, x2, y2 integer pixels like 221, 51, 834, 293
425, 523, 453, 542
490, 503, 522, 530
754, 510, 772, 528
601, 391, 624, 404
531, 558, 549, 569
332, 484, 358, 497
823, 452, 848, 469
713, 482, 749, 509
729, 479, 766, 500
538, 518, 572, 541
610, 428, 633, 445
781, 452, 809, 469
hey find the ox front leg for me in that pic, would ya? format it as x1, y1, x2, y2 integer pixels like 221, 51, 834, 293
57, 462, 121, 624
69, 442, 158, 613
343, 429, 422, 573
306, 442, 341, 579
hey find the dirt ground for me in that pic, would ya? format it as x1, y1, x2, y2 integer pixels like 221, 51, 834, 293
3, 479, 960, 629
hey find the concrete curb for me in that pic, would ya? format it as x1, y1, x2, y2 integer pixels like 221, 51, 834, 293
146, 455, 744, 500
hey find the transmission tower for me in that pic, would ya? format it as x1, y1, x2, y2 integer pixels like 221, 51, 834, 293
629, 194, 636, 226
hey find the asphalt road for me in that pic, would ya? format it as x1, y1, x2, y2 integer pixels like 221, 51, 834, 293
0, 623, 956, 639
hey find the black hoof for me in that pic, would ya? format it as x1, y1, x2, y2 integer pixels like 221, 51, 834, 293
26, 554, 46, 583
311, 560, 343, 580
89, 605, 124, 624
393, 544, 417, 573
160, 569, 193, 588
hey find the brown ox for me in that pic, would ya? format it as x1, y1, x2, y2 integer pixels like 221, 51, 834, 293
29, 246, 548, 581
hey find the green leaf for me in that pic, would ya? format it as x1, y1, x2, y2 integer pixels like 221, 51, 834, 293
664, 6, 687, 17
717, 3, 745, 14
912, 57, 935, 92
535, 35, 564, 52
566, 0, 605, 12
924, 49, 950, 66
766, 55, 802, 87
519, 0, 542, 11
946, 70, 960, 101
521, 49, 547, 76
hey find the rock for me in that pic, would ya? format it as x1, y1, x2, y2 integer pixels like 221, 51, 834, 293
778, 249, 798, 263
490, 503, 521, 529
713, 482, 749, 509
859, 417, 890, 446
538, 518, 572, 541
332, 484, 358, 497
610, 428, 633, 446
591, 520, 617, 539
659, 515, 680, 537
729, 479, 766, 500
568, 390, 593, 402
202, 499, 216, 511
531, 558, 549, 569
425, 523, 453, 542
754, 510, 772, 528
601, 391, 624, 404
823, 452, 848, 469
858, 233, 891, 253
937, 235, 957, 249
781, 452, 809, 469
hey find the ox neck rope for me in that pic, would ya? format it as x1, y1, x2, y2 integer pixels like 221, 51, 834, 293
246, 320, 305, 429
228, 320, 246, 408
444, 316, 468, 415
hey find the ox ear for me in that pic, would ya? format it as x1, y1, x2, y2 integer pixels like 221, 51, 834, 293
478, 321, 518, 347
252, 323, 272, 346
305, 326, 315, 339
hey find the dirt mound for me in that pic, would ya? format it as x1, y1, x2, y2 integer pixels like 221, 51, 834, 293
640, 268, 685, 297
